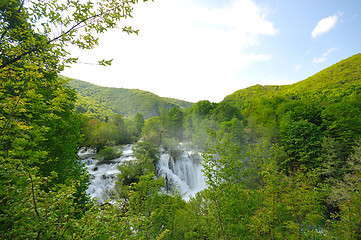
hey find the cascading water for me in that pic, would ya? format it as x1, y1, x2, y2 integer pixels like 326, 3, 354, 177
157, 146, 206, 200
79, 143, 206, 203
79, 145, 135, 203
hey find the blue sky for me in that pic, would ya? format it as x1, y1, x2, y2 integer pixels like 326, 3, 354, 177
62, 0, 361, 102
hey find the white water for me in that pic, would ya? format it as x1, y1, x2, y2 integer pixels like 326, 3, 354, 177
157, 146, 207, 200
79, 145, 135, 203
79, 143, 206, 203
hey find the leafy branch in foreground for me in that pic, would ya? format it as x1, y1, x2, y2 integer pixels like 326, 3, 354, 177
0, 0, 152, 70
0, 0, 153, 238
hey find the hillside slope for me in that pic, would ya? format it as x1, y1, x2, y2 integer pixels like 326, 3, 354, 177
66, 78, 194, 119
223, 53, 361, 107
222, 53, 361, 176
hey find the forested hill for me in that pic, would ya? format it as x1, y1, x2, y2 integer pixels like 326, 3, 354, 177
221, 53, 361, 176
223, 53, 361, 108
66, 78, 194, 119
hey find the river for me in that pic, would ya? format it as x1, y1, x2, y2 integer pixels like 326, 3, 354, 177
78, 144, 206, 203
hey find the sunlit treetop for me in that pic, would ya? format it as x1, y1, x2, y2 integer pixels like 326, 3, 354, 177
0, 0, 152, 71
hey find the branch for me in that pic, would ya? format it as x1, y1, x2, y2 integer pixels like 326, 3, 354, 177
0, 1, 135, 69
47, 11, 106, 46
0, 0, 27, 44
0, 46, 39, 69
0, 10, 101, 69
29, 173, 41, 220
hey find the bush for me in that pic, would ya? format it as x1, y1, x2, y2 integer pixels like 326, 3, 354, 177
163, 137, 183, 160
97, 147, 122, 165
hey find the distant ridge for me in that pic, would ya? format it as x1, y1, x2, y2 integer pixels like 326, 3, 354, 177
223, 53, 361, 108
66, 78, 194, 119
65, 53, 360, 120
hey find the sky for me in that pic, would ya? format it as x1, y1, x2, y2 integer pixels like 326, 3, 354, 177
61, 0, 361, 103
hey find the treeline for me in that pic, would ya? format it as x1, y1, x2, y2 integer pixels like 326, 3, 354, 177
139, 101, 243, 147
68, 78, 193, 120
80, 112, 144, 151
78, 99, 243, 154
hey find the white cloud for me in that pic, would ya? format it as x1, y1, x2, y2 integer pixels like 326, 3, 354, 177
313, 48, 338, 63
311, 12, 342, 38
294, 64, 302, 71
197, 0, 278, 36
62, 0, 277, 102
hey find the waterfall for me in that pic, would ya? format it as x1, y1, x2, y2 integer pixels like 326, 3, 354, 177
79, 145, 135, 203
80, 143, 206, 203
157, 146, 206, 200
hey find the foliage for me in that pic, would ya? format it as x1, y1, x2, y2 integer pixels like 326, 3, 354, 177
68, 78, 193, 120
0, 166, 89, 239
223, 53, 361, 185
210, 101, 243, 122
200, 130, 327, 239
116, 141, 158, 198
202, 129, 245, 188
79, 113, 142, 151
219, 117, 247, 145
0, 0, 153, 238
134, 112, 145, 136
1, 0, 146, 71
141, 116, 165, 146
329, 140, 361, 239
96, 146, 122, 165
0, 71, 91, 236
278, 113, 322, 172
162, 137, 183, 160
183, 100, 245, 148
162, 107, 184, 140
126, 173, 184, 239
250, 171, 325, 239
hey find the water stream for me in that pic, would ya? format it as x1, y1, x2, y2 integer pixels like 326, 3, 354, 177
78, 145, 135, 203
79, 143, 206, 203
157, 147, 206, 200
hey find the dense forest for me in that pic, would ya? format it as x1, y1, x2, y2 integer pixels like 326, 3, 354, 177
1, 0, 361, 239
67, 78, 193, 120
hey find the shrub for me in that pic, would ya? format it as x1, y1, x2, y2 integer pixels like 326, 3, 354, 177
97, 147, 122, 165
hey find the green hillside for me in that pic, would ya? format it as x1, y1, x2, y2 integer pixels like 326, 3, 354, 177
222, 53, 361, 177
66, 78, 194, 119
224, 53, 361, 107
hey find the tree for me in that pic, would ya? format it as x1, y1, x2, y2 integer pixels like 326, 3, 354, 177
126, 173, 184, 239
201, 130, 259, 239
164, 107, 184, 140
210, 101, 243, 123
330, 140, 361, 239
1, 0, 149, 70
278, 113, 322, 172
250, 170, 325, 239
0, 0, 152, 237
318, 137, 348, 187
116, 141, 158, 197
110, 113, 128, 144
141, 116, 164, 146
220, 118, 246, 145
134, 112, 145, 136
0, 74, 91, 238
321, 99, 361, 163
1, 0, 152, 140
184, 100, 215, 142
